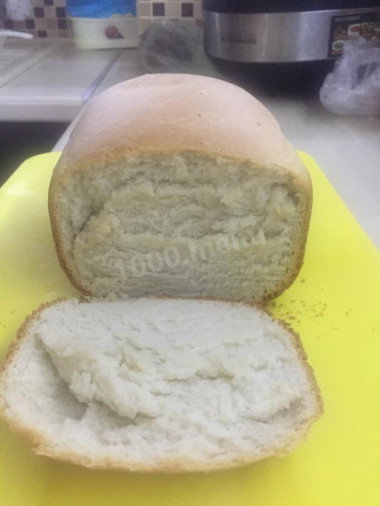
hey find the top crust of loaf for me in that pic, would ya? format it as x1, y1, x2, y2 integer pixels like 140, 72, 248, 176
50, 74, 310, 187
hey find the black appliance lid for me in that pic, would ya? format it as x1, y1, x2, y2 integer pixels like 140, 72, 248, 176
203, 0, 380, 14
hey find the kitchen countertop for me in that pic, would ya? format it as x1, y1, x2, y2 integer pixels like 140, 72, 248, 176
0, 40, 144, 121
264, 98, 380, 253
1, 40, 379, 250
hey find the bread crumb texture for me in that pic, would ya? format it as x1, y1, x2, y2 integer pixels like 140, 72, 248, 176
0, 299, 321, 471
57, 153, 305, 300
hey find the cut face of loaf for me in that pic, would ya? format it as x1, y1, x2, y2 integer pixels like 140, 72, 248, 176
0, 298, 322, 472
49, 74, 312, 301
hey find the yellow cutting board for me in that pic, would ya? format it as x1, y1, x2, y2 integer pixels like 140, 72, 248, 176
0, 152, 379, 506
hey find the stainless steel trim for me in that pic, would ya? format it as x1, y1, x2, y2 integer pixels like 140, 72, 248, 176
204, 8, 380, 62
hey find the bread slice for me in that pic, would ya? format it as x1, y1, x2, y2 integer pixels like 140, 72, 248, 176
0, 298, 322, 472
49, 74, 312, 302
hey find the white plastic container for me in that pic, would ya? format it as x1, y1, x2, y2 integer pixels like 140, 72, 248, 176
71, 15, 139, 49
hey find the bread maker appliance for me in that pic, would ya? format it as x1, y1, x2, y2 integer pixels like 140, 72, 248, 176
203, 0, 380, 63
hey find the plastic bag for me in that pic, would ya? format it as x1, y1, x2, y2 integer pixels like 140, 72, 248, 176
320, 38, 380, 116
141, 20, 220, 77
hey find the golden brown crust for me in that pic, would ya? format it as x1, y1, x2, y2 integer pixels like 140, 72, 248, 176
48, 74, 312, 301
51, 74, 310, 185
261, 185, 313, 302
48, 191, 90, 296
276, 317, 323, 421
0, 299, 66, 376
0, 297, 322, 472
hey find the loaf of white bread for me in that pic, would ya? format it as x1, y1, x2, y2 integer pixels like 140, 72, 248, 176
0, 298, 322, 472
0, 76, 321, 472
49, 74, 312, 302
